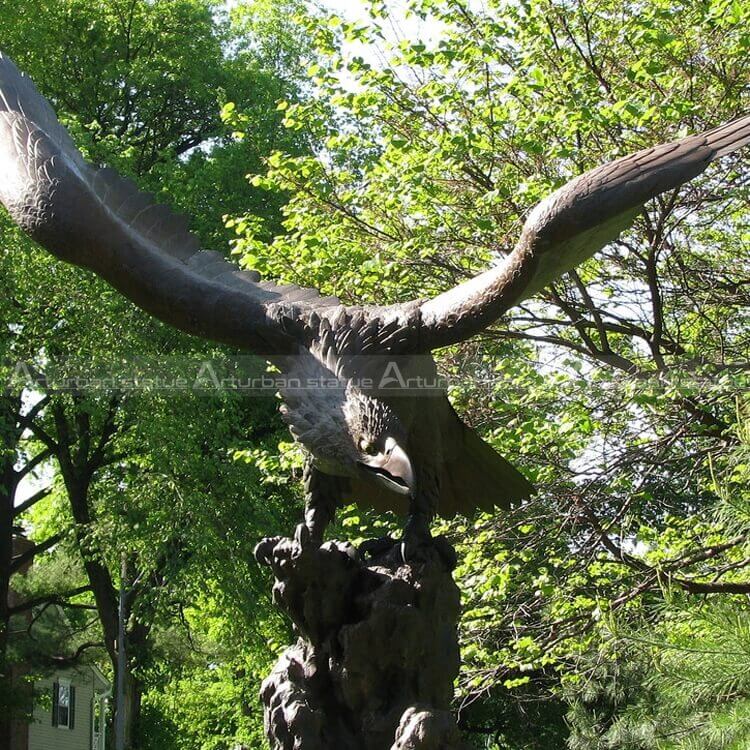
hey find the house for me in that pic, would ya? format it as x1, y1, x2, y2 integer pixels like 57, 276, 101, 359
12, 665, 110, 750
8, 537, 110, 750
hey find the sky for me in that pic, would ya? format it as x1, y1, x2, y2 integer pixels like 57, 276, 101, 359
229, 0, 444, 61
316, 0, 444, 49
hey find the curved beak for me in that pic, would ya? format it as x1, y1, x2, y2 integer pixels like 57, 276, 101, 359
358, 438, 415, 497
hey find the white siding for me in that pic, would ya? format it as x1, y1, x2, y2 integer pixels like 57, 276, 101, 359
28, 667, 94, 750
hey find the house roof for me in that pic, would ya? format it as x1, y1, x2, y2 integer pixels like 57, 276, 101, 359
90, 664, 111, 693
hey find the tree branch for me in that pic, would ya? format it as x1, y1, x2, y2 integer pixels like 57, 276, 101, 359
12, 486, 52, 518
14, 447, 54, 483
10, 531, 64, 573
8, 585, 93, 615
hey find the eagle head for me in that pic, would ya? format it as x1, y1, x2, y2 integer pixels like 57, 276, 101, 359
342, 388, 415, 497
281, 383, 415, 497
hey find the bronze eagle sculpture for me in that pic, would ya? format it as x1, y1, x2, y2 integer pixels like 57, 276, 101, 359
1, 51, 749, 552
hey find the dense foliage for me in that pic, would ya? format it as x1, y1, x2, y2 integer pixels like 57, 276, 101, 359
1, 0, 749, 748
0, 0, 304, 745
234, 0, 750, 745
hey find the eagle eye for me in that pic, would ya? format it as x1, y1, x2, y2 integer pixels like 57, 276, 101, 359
359, 438, 379, 455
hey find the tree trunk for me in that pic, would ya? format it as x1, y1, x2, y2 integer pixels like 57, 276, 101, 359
0, 480, 11, 671
255, 528, 467, 750
53, 399, 155, 750
0, 502, 11, 750
0, 397, 20, 750
113, 666, 142, 750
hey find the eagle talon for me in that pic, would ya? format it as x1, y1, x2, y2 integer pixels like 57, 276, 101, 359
400, 513, 434, 563
399, 516, 458, 570
359, 536, 398, 561
253, 536, 284, 566
294, 522, 313, 549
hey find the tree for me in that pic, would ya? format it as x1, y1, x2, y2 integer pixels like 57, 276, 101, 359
565, 413, 750, 750
0, 239, 97, 743
3, 0, 750, 746
229, 0, 750, 744
1, 0, 312, 745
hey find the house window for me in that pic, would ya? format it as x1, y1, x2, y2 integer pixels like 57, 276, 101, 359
52, 680, 75, 729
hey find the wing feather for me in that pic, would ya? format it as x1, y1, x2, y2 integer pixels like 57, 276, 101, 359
420, 116, 750, 349
0, 51, 338, 355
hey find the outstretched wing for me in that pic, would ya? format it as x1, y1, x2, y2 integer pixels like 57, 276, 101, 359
0, 52, 338, 355
420, 116, 750, 349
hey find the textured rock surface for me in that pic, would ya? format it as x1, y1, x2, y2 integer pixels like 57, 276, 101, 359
254, 526, 466, 750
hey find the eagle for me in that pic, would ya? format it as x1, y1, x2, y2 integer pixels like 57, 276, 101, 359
1, 51, 749, 553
